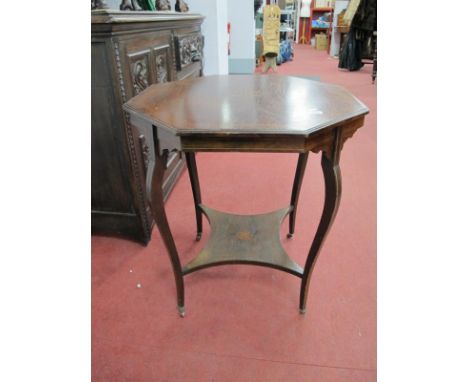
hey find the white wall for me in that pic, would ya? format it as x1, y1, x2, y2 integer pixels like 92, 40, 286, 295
330, 0, 349, 57
100, 0, 120, 8
190, 0, 229, 75
227, 0, 255, 74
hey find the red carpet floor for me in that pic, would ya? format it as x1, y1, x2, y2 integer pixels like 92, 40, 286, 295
92, 44, 376, 381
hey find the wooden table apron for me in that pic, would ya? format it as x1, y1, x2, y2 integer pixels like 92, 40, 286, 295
124, 76, 368, 317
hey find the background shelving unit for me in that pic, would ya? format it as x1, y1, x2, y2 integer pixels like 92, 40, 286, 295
281, 8, 297, 40
310, 1, 334, 51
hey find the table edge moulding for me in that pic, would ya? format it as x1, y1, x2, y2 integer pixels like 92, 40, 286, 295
123, 74, 369, 318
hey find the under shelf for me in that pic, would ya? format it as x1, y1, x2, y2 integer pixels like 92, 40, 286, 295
182, 205, 304, 277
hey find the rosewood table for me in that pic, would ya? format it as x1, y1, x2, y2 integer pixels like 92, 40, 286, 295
123, 75, 369, 317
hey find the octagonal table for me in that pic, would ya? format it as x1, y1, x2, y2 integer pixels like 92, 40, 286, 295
123, 75, 369, 317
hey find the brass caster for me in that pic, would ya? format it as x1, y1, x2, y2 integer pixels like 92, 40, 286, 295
287, 233, 294, 239
177, 305, 185, 318
196, 232, 202, 241
299, 307, 306, 315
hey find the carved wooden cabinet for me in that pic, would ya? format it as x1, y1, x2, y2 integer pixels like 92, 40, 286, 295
92, 10, 204, 244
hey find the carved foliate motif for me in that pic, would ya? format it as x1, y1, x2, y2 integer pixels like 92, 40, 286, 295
155, 54, 168, 83
131, 57, 149, 95
175, 34, 204, 70
139, 134, 150, 173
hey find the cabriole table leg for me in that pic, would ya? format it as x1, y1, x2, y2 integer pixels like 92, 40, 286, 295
185, 152, 203, 241
150, 146, 185, 317
299, 151, 342, 314
288, 152, 309, 238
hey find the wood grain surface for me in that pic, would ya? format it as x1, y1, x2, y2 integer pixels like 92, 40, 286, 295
124, 75, 369, 136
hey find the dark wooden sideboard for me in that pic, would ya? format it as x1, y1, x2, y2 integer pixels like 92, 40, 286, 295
91, 10, 204, 244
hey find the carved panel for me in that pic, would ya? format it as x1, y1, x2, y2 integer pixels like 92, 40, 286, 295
129, 53, 150, 96
175, 33, 204, 70
153, 48, 170, 83
112, 41, 152, 241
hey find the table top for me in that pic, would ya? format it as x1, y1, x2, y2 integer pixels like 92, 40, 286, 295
123, 75, 368, 138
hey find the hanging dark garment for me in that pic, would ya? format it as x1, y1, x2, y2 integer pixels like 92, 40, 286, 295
339, 27, 364, 71
352, 0, 377, 32
338, 0, 376, 71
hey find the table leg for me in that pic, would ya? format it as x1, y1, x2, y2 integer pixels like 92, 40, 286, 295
150, 148, 185, 317
288, 152, 309, 238
299, 151, 342, 314
185, 152, 203, 241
